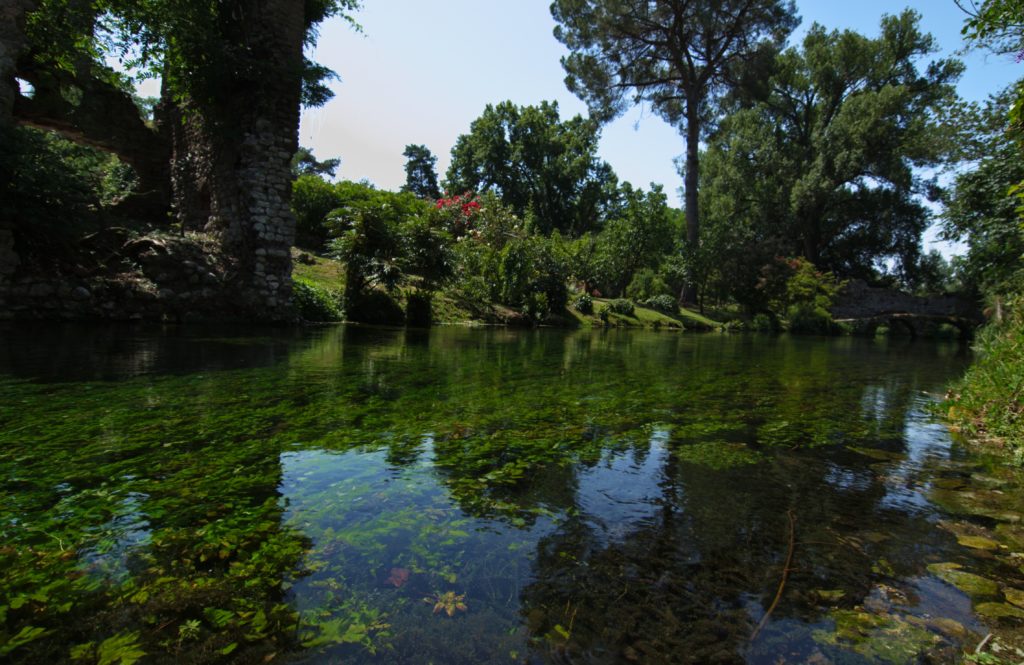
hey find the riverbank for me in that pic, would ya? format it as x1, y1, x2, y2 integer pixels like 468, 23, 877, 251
944, 310, 1024, 459
291, 249, 723, 331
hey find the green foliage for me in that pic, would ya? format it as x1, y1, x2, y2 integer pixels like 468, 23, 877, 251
522, 292, 550, 323
605, 298, 635, 316
594, 184, 675, 296
445, 100, 617, 235
444, 198, 569, 316
292, 174, 344, 249
642, 295, 677, 315
942, 84, 1024, 298
330, 200, 407, 303
312, 181, 449, 323
398, 214, 455, 291
782, 258, 843, 335
292, 146, 340, 179
946, 293, 1024, 453
700, 10, 962, 294
552, 0, 798, 298
0, 323, 989, 662
626, 269, 671, 301
405, 291, 433, 328
572, 293, 593, 315
292, 278, 343, 322
0, 126, 137, 259
751, 313, 781, 333
401, 144, 441, 200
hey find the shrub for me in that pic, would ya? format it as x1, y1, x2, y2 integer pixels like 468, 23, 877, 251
292, 278, 342, 322
750, 313, 780, 332
945, 297, 1024, 454
573, 293, 594, 314
643, 294, 677, 314
787, 304, 837, 335
291, 175, 341, 250
626, 268, 671, 301
344, 290, 405, 325
522, 291, 550, 323
405, 291, 432, 327
606, 298, 635, 316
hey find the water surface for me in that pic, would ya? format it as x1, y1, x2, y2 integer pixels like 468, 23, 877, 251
2, 324, 1018, 664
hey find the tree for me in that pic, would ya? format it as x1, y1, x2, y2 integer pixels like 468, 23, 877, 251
958, 0, 1024, 217
6, 0, 360, 320
551, 0, 798, 302
942, 85, 1024, 298
700, 11, 962, 289
292, 146, 340, 178
401, 144, 441, 200
595, 183, 675, 296
445, 100, 618, 236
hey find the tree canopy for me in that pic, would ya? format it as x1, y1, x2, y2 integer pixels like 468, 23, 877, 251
698, 10, 962, 302
401, 144, 441, 200
551, 0, 799, 301
444, 100, 617, 236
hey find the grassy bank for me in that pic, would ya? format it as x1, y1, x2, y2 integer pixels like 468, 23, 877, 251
945, 311, 1024, 457
291, 249, 722, 330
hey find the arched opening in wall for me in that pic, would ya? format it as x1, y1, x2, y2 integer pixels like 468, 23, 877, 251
887, 317, 917, 340
2, 125, 143, 270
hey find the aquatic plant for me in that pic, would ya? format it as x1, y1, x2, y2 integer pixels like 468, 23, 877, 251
424, 591, 468, 617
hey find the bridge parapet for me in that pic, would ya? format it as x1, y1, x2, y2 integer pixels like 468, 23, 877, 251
831, 280, 982, 321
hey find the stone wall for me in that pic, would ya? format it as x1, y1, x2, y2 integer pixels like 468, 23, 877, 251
831, 280, 982, 321
0, 231, 291, 322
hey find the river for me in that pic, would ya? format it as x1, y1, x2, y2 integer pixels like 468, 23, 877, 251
2, 324, 1023, 664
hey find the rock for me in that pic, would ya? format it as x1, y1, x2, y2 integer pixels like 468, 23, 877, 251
926, 563, 999, 598
1003, 587, 1024, 609
930, 488, 1023, 523
974, 602, 1024, 622
995, 524, 1024, 551
923, 617, 969, 640
957, 535, 1002, 551
813, 589, 847, 603
28, 283, 54, 297
71, 286, 91, 301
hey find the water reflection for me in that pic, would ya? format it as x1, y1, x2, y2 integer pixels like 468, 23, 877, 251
1, 325, 1005, 664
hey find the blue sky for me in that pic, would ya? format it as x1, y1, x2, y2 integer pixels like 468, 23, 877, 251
300, 0, 1021, 253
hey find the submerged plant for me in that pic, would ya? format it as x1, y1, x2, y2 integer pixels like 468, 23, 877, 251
424, 591, 467, 617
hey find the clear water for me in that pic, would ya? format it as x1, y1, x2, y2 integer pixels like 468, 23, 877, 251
2, 323, 1016, 664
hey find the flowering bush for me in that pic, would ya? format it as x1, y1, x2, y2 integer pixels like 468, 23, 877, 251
434, 191, 481, 236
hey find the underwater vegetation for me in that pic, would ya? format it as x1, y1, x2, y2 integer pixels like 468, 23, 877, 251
2, 324, 1023, 663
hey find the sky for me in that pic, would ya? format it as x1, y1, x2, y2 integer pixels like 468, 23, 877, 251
299, 0, 1022, 253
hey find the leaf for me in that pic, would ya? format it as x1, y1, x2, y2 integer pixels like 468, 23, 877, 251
203, 607, 234, 628
0, 625, 53, 656
219, 642, 238, 655
69, 642, 96, 661
96, 631, 146, 665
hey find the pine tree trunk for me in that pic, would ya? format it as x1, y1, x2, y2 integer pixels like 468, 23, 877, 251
680, 100, 701, 306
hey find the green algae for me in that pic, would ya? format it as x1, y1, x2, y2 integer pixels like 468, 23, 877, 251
813, 609, 943, 665
673, 441, 764, 469
958, 535, 1003, 550
975, 603, 1024, 622
927, 563, 1000, 598
0, 325, 989, 663
1004, 588, 1024, 609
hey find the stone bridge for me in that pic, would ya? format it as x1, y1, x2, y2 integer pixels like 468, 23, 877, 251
831, 280, 984, 340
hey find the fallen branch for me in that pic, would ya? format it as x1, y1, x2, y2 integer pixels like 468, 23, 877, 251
750, 508, 796, 643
